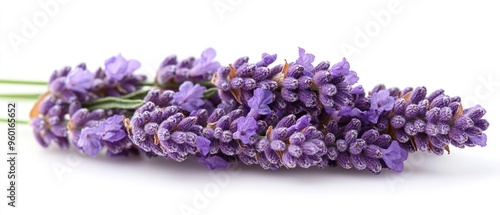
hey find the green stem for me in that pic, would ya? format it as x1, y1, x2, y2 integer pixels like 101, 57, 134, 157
0, 118, 29, 124
0, 93, 41, 100
0, 79, 47, 86
138, 82, 156, 87
149, 80, 215, 88
202, 88, 218, 99
199, 81, 215, 88
120, 89, 150, 100
83, 97, 145, 111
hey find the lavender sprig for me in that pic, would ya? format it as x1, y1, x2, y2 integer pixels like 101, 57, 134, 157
25, 48, 490, 175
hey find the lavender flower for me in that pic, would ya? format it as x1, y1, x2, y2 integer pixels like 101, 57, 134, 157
212, 53, 281, 115
172, 81, 206, 112
240, 114, 328, 170
68, 107, 105, 148
156, 48, 220, 83
95, 55, 146, 97
77, 127, 102, 156
324, 118, 409, 173
201, 108, 244, 156
330, 58, 359, 85
381, 141, 408, 173
65, 66, 94, 93
49, 56, 145, 101
247, 88, 273, 117
294, 47, 315, 76
190, 48, 221, 77
104, 54, 141, 84
50, 64, 94, 102
32, 55, 146, 151
283, 64, 319, 110
233, 116, 258, 144
196, 136, 211, 156
131, 89, 204, 161
256, 53, 277, 67
73, 111, 132, 157
31, 96, 69, 148
387, 86, 489, 154
312, 59, 354, 112
98, 115, 127, 142
365, 90, 395, 124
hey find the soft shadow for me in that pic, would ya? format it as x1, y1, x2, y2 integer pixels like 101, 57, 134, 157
37, 147, 489, 180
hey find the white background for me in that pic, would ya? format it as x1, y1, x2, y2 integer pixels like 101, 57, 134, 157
1, 0, 500, 214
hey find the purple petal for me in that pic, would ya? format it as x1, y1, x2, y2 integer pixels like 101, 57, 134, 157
330, 58, 350, 77
102, 129, 126, 142
126, 59, 141, 74
105, 54, 140, 82
77, 127, 103, 157
292, 115, 311, 131
469, 133, 487, 147
234, 116, 258, 144
248, 88, 273, 115
351, 85, 365, 95
381, 141, 408, 173
202, 47, 216, 59
173, 81, 206, 112
196, 136, 211, 156
65, 67, 93, 93
344, 70, 359, 85
190, 48, 220, 77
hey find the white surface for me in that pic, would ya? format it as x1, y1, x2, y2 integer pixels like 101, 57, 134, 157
1, 0, 500, 215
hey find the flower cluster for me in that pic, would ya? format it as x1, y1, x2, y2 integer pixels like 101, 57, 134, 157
30, 48, 490, 174
385, 86, 488, 154
156, 48, 220, 84
31, 54, 145, 155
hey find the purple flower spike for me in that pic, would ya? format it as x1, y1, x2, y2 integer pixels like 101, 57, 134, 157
65, 67, 93, 93
172, 81, 206, 112
233, 116, 258, 144
198, 156, 230, 170
295, 47, 315, 76
190, 48, 221, 77
248, 88, 274, 117
77, 127, 102, 157
31, 48, 492, 173
381, 141, 408, 173
366, 90, 395, 124
104, 54, 141, 83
